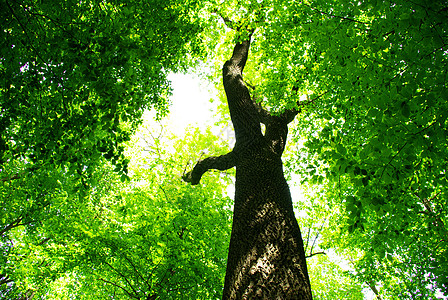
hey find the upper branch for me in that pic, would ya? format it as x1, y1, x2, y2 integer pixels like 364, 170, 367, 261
279, 108, 300, 124
277, 91, 329, 124
227, 38, 252, 74
213, 10, 238, 31
223, 37, 264, 145
254, 100, 273, 124
183, 152, 236, 185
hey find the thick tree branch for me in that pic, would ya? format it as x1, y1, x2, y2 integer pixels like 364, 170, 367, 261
277, 91, 329, 124
226, 38, 251, 74
279, 108, 300, 124
211, 9, 256, 39
0, 274, 13, 285
212, 9, 238, 30
223, 37, 264, 145
253, 89, 329, 133
253, 100, 273, 125
182, 152, 236, 185
243, 80, 274, 125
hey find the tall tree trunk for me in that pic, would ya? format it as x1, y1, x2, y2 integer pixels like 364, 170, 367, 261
183, 36, 312, 299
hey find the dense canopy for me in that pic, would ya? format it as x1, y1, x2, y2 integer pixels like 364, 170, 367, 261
1, 0, 447, 298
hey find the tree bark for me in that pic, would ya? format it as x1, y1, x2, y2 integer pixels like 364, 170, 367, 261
185, 35, 312, 299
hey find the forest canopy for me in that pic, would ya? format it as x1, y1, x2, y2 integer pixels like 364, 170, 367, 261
1, 0, 447, 299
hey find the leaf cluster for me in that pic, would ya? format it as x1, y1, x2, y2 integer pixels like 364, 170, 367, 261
285, 1, 448, 297
1, 122, 233, 299
0, 0, 210, 181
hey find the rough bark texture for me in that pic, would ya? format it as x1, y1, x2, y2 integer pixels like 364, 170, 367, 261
185, 36, 312, 299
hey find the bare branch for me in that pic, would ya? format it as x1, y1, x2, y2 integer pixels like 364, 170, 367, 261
301, 3, 368, 25
103, 261, 141, 297
120, 251, 152, 292
0, 215, 32, 236
309, 218, 327, 256
419, 192, 447, 239
0, 173, 21, 182
366, 281, 383, 300
304, 226, 312, 253
38, 237, 51, 246
215, 11, 238, 30
98, 278, 140, 299
305, 251, 326, 259
0, 274, 13, 285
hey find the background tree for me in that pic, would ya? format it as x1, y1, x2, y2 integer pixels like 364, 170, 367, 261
1, 122, 234, 299
1, 0, 209, 177
284, 1, 448, 297
1, 0, 214, 297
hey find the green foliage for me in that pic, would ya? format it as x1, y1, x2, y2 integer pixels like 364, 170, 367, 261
1, 2, 218, 297
207, 0, 447, 297
1, 122, 233, 299
0, 0, 209, 178
308, 254, 365, 300
293, 182, 366, 299
3, 0, 447, 298
270, 1, 448, 298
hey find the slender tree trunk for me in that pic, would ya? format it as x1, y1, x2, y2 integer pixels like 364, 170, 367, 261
183, 36, 312, 299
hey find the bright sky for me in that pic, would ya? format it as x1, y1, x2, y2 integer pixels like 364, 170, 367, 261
166, 72, 309, 200
166, 73, 217, 136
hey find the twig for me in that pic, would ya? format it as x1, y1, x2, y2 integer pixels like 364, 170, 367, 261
305, 251, 326, 259
301, 2, 368, 25
103, 261, 141, 297
98, 278, 140, 299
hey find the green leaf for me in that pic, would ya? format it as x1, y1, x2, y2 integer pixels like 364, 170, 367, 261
401, 101, 411, 118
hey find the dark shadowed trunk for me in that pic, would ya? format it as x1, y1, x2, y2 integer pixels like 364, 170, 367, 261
183, 36, 312, 299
